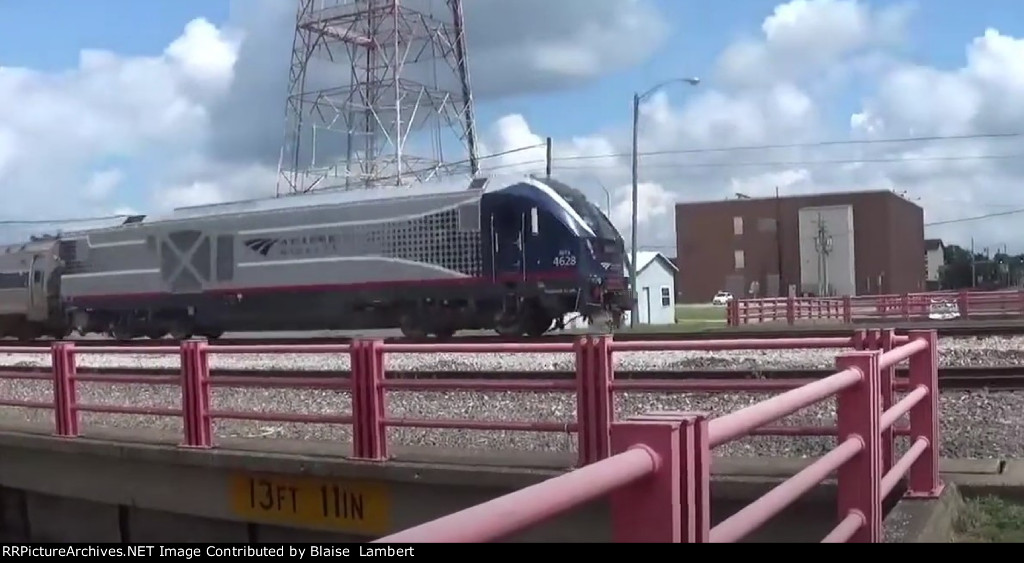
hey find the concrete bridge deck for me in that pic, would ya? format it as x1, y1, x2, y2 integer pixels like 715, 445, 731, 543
0, 420, 1006, 543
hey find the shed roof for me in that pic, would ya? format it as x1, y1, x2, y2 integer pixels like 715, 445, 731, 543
636, 251, 678, 274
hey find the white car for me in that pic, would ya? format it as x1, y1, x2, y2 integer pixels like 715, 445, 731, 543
927, 298, 961, 321
711, 291, 734, 306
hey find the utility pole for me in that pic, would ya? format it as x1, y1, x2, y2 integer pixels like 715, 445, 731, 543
774, 186, 783, 296
812, 214, 834, 296
971, 237, 977, 288
628, 77, 700, 328
629, 92, 641, 327
545, 137, 552, 179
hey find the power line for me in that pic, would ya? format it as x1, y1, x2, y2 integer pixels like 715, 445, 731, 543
0, 145, 548, 227
925, 207, 1024, 227
550, 131, 1024, 163
481, 131, 1024, 172
4, 130, 1021, 228
559, 153, 1024, 171
484, 152, 1024, 174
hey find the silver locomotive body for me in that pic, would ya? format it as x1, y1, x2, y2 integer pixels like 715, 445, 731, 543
51, 175, 628, 339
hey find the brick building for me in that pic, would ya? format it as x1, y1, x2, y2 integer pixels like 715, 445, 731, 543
674, 190, 925, 303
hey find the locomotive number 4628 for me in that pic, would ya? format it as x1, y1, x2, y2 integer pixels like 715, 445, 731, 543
552, 254, 577, 267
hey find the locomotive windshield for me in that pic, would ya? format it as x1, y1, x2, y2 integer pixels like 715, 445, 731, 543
542, 178, 621, 240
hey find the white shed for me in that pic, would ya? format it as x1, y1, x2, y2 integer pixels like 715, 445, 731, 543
631, 251, 678, 325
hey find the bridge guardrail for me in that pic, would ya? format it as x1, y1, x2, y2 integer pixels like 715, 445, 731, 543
0, 330, 940, 542
374, 330, 941, 543
729, 289, 1024, 325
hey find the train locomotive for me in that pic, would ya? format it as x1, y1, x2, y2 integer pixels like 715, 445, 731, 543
0, 175, 630, 340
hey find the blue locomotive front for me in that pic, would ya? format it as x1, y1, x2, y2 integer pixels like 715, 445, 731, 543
479, 176, 630, 334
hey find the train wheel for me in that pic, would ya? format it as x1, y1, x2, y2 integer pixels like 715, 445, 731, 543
168, 321, 193, 341
110, 324, 136, 341
494, 317, 523, 337
14, 324, 41, 342
523, 314, 553, 337
48, 327, 72, 340
145, 331, 166, 340
199, 328, 224, 340
432, 328, 456, 340
399, 315, 427, 339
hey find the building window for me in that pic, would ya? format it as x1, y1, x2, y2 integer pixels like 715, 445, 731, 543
733, 216, 743, 236
734, 250, 745, 270
660, 286, 671, 307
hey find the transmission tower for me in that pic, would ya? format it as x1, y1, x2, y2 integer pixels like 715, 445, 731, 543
277, 0, 479, 195
812, 214, 834, 296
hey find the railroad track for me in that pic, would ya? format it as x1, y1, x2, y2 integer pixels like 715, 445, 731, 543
0, 365, 1019, 390
3, 321, 1024, 348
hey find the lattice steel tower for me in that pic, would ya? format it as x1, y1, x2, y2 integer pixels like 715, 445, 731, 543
277, 0, 479, 194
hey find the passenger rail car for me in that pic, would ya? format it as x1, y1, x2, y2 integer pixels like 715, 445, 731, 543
52, 175, 629, 339
0, 239, 68, 339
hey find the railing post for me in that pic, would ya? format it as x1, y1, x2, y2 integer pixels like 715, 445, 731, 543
180, 339, 213, 448
351, 339, 387, 461
574, 336, 592, 465
906, 330, 943, 498
575, 335, 613, 466
851, 329, 865, 351
879, 329, 896, 477
957, 290, 969, 320
785, 295, 795, 325
610, 418, 682, 542
836, 350, 882, 543
727, 300, 738, 326
634, 411, 710, 542
50, 341, 78, 437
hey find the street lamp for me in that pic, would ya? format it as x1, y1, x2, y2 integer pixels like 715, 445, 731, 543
594, 180, 612, 215
629, 76, 701, 327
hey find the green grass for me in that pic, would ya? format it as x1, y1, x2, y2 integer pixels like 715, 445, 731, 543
954, 496, 1024, 543
675, 304, 727, 323
613, 320, 721, 334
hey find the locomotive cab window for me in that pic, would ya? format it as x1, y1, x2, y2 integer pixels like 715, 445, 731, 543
530, 207, 539, 235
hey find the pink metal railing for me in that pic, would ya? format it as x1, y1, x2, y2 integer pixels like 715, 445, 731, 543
373, 329, 941, 543
0, 330, 941, 542
4, 332, 902, 465
729, 288, 1024, 326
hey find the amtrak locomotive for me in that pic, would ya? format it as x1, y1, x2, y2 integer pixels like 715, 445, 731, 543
0, 175, 630, 340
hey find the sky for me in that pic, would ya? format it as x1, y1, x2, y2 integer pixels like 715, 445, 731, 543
2, 0, 1024, 255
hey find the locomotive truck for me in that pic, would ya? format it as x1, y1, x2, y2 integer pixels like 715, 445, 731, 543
0, 174, 630, 340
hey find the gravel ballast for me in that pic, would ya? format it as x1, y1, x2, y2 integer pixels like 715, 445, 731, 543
0, 335, 1020, 460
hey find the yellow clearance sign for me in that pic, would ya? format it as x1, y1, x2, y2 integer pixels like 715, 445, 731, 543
229, 472, 390, 535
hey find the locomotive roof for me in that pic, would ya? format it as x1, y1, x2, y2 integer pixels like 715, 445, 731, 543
161, 175, 499, 222
62, 174, 527, 235
0, 237, 59, 255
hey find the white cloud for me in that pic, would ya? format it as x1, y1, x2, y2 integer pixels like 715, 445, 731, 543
2, 0, 1024, 258
488, 1, 1024, 254
83, 169, 124, 201
717, 0, 912, 87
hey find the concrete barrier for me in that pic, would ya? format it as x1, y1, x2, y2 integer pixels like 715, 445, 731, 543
0, 423, 846, 543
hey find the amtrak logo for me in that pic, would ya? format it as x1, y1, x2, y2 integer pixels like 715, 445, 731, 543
601, 262, 612, 270
243, 238, 280, 256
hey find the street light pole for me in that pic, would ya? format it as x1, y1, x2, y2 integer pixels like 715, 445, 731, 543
629, 77, 700, 328
629, 93, 641, 328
